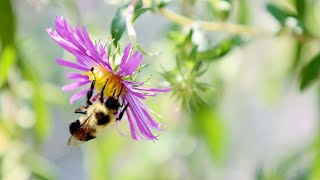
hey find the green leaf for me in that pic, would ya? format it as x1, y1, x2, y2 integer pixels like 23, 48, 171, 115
134, 0, 143, 11
192, 105, 228, 161
23, 151, 56, 180
0, 0, 16, 47
184, 30, 193, 45
311, 137, 320, 180
33, 88, 50, 141
157, 0, 169, 9
296, 0, 306, 25
88, 136, 124, 180
255, 166, 265, 180
188, 45, 198, 62
135, 44, 161, 56
17, 51, 50, 142
291, 41, 303, 71
238, 0, 250, 24
0, 0, 16, 88
131, 8, 153, 23
208, 0, 231, 21
0, 46, 16, 87
198, 37, 241, 61
266, 3, 295, 25
300, 53, 320, 90
111, 5, 127, 46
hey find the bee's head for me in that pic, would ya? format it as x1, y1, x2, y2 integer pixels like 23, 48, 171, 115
105, 96, 120, 110
69, 120, 81, 135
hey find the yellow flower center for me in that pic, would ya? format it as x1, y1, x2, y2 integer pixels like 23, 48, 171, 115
83, 66, 126, 97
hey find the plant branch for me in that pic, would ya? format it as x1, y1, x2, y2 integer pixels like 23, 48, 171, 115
126, 0, 138, 39
158, 8, 268, 36
157, 8, 320, 43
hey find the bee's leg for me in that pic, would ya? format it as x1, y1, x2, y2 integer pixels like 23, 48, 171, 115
118, 85, 123, 98
99, 80, 108, 103
86, 67, 95, 105
112, 89, 116, 97
116, 103, 129, 121
74, 106, 88, 114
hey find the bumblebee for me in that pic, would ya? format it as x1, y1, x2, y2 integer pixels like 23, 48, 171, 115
67, 67, 129, 145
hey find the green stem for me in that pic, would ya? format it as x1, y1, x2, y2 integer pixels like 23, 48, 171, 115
158, 8, 266, 36
157, 7, 319, 43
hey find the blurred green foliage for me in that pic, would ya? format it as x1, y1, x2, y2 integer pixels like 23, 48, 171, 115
0, 0, 54, 179
111, 4, 127, 46
299, 53, 320, 90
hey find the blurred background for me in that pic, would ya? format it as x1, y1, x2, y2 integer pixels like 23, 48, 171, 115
1, 0, 320, 179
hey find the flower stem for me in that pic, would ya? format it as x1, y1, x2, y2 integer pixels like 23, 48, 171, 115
157, 8, 320, 43
126, 0, 138, 39
158, 8, 267, 36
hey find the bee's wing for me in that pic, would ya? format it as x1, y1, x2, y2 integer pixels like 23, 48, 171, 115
67, 135, 85, 146
67, 114, 93, 146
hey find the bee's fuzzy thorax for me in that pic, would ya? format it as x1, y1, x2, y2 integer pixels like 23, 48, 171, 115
87, 102, 116, 126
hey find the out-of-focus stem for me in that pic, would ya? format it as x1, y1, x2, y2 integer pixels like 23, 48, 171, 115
126, 0, 138, 39
158, 8, 320, 43
158, 8, 267, 36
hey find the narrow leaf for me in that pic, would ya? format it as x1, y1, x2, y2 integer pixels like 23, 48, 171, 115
238, 0, 250, 24
17, 51, 50, 142
296, 0, 306, 24
300, 53, 320, 90
198, 37, 241, 61
111, 6, 127, 46
0, 0, 16, 47
291, 41, 303, 71
266, 3, 295, 25
192, 105, 228, 161
131, 8, 153, 23
0, 46, 16, 87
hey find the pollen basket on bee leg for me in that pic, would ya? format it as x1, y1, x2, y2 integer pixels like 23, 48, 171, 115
83, 66, 126, 98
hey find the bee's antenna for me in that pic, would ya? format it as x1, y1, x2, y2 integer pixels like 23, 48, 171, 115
100, 79, 109, 103
90, 67, 96, 80
102, 79, 109, 93
87, 67, 96, 105
113, 89, 116, 97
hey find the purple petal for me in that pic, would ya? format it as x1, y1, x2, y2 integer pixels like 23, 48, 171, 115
75, 56, 92, 67
56, 58, 90, 71
70, 88, 90, 104
48, 17, 106, 69
124, 84, 146, 99
126, 92, 162, 130
126, 108, 140, 140
81, 26, 103, 66
49, 30, 93, 64
133, 86, 172, 92
129, 105, 157, 140
121, 52, 143, 76
75, 25, 85, 43
62, 80, 90, 91
57, 17, 86, 53
118, 43, 132, 74
66, 73, 87, 80
124, 92, 160, 140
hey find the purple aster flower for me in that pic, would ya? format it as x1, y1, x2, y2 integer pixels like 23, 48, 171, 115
47, 16, 171, 140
